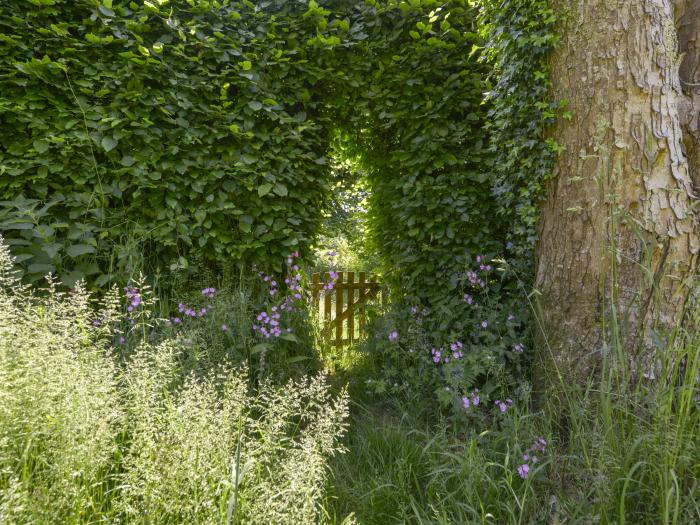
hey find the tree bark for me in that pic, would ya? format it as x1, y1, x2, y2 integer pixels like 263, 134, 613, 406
535, 0, 700, 386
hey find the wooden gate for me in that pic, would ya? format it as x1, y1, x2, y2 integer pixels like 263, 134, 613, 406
311, 271, 386, 347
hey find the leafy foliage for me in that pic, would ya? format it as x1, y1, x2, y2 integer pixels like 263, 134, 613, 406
0, 0, 557, 409
0, 0, 333, 285
480, 0, 559, 265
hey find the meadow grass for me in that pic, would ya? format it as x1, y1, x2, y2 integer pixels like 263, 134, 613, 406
0, 239, 349, 525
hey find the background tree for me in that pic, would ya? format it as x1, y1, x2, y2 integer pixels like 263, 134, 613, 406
535, 0, 700, 385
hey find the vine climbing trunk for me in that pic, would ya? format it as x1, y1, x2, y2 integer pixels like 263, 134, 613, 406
534, 0, 700, 386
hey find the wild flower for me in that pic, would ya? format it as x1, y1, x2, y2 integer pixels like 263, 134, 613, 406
516, 437, 547, 480
201, 287, 216, 299
462, 388, 479, 409
494, 398, 513, 413
513, 342, 524, 353
481, 320, 488, 328
517, 463, 529, 479
388, 331, 398, 342
221, 324, 228, 332
463, 293, 474, 305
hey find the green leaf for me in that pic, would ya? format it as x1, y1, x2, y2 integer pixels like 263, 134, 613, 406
66, 244, 96, 257
251, 343, 268, 355
120, 155, 136, 167
247, 100, 262, 111
33, 140, 49, 154
41, 243, 62, 259
239, 215, 253, 233
241, 60, 252, 70
101, 136, 118, 152
97, 4, 114, 16
258, 183, 273, 197
28, 263, 55, 275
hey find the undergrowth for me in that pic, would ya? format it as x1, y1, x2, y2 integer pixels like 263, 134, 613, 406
0, 238, 349, 525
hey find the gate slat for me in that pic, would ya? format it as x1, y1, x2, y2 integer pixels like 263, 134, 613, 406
347, 271, 355, 343
359, 272, 366, 336
335, 272, 344, 344
312, 273, 320, 314
323, 272, 332, 327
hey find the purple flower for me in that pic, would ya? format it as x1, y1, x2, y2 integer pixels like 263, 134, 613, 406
221, 324, 229, 332
472, 395, 480, 406
118, 336, 125, 345
517, 464, 529, 479
463, 293, 474, 305
513, 343, 524, 353
495, 399, 513, 413
462, 397, 470, 409
388, 331, 398, 342
507, 313, 515, 321
481, 320, 488, 328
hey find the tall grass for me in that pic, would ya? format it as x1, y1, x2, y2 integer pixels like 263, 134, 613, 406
0, 238, 349, 524
322, 305, 700, 524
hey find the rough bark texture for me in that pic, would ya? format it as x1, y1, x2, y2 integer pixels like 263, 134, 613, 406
535, 0, 700, 386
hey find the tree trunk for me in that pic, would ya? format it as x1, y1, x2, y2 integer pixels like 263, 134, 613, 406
535, 0, 700, 386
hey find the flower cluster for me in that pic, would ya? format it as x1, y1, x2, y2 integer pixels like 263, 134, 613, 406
167, 285, 216, 325
124, 286, 142, 313
254, 306, 285, 339
172, 302, 207, 324
494, 398, 513, 413
449, 340, 464, 359
517, 437, 547, 479
252, 252, 304, 339
461, 388, 480, 409
431, 340, 466, 364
